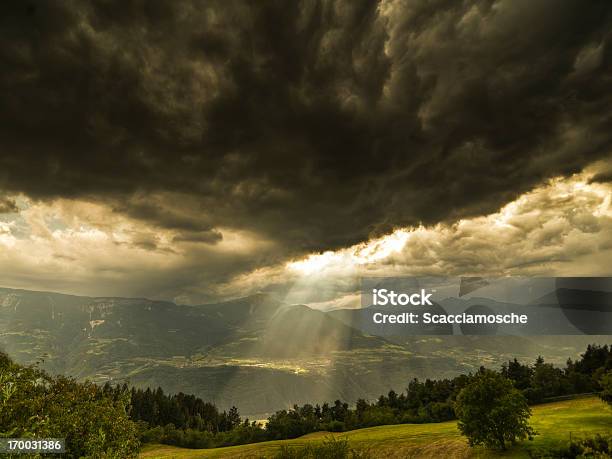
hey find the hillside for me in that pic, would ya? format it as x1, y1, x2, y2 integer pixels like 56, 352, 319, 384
140, 397, 611, 458
1, 286, 609, 417
0, 287, 454, 416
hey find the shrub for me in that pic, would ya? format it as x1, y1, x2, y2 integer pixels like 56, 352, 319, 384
600, 370, 612, 407
532, 434, 612, 458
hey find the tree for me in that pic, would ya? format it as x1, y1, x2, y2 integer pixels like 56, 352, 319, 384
531, 356, 567, 399
501, 358, 533, 390
227, 406, 241, 429
0, 352, 139, 457
600, 370, 612, 406
455, 370, 536, 450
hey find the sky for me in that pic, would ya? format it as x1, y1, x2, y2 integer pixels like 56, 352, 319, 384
0, 0, 611, 306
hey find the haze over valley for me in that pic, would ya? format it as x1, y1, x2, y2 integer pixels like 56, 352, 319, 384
2, 286, 607, 417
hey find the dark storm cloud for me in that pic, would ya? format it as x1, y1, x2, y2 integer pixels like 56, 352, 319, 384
114, 200, 215, 232
172, 231, 223, 244
590, 171, 612, 184
1, 0, 611, 257
0, 197, 18, 214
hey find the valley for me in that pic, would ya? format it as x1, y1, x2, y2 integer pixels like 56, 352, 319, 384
0, 287, 608, 417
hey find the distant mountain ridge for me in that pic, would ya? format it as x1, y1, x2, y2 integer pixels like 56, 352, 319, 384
0, 287, 608, 417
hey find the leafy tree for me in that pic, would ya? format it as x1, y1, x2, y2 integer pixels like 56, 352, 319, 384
455, 370, 536, 450
577, 345, 611, 374
531, 356, 568, 399
0, 352, 139, 457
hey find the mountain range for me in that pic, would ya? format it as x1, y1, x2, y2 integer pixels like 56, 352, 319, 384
0, 287, 608, 417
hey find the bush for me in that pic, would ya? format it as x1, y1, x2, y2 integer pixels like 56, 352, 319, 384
326, 420, 346, 432
137, 422, 266, 449
600, 370, 612, 407
360, 406, 396, 427
532, 434, 612, 458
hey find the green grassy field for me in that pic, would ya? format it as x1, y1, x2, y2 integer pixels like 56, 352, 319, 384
140, 397, 611, 458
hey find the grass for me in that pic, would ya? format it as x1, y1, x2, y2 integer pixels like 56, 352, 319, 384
139, 396, 611, 458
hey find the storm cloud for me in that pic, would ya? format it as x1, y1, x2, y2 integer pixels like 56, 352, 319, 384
0, 197, 18, 214
1, 0, 611, 269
